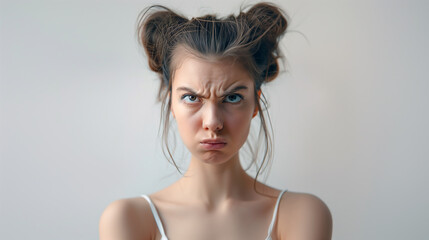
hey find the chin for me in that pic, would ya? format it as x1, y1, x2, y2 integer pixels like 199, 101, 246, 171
194, 151, 238, 165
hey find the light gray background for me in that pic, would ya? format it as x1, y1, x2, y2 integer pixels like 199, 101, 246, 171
1, 0, 428, 239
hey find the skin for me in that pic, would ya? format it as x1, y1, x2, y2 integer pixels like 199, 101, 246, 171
99, 51, 333, 240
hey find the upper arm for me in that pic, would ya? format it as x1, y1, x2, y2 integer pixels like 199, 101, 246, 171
299, 194, 332, 240
99, 199, 153, 240
278, 193, 333, 240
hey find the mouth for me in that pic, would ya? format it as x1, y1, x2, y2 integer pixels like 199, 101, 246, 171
200, 139, 227, 150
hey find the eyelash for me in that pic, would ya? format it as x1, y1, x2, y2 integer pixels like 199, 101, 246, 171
180, 94, 244, 104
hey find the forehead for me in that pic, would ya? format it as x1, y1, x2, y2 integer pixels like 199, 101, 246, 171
171, 50, 254, 90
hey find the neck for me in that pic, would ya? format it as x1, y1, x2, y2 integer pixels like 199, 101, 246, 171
177, 153, 255, 208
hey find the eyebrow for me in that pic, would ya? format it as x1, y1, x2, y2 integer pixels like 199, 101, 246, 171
175, 85, 249, 96
176, 86, 198, 94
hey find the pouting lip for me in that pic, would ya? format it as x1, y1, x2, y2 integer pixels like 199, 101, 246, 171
200, 138, 227, 144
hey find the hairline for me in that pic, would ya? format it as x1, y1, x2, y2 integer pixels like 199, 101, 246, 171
169, 44, 254, 87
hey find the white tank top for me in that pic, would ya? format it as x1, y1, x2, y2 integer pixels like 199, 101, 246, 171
141, 190, 287, 240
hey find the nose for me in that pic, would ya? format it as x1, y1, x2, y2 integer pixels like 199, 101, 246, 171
202, 102, 223, 132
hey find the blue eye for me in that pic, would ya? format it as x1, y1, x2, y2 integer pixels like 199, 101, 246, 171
224, 94, 243, 103
182, 94, 200, 103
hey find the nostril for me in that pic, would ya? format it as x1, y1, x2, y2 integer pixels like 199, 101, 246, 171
202, 116, 223, 131
203, 119, 223, 131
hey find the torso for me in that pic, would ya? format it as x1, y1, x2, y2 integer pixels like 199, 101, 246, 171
133, 183, 287, 240
101, 184, 332, 240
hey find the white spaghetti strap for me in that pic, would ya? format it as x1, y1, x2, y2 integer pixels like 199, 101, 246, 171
265, 190, 288, 240
141, 195, 168, 240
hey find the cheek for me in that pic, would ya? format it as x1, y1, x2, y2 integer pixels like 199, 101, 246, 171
224, 106, 254, 135
226, 112, 250, 128
174, 107, 201, 140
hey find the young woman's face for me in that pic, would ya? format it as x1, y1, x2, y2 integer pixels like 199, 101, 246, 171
170, 54, 258, 165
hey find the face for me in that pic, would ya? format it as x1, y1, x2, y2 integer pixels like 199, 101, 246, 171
170, 54, 258, 165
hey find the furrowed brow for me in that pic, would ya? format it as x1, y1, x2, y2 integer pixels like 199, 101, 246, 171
175, 85, 249, 98
222, 85, 248, 96
176, 87, 198, 94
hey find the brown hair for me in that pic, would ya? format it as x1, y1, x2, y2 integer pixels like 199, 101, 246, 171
136, 2, 288, 186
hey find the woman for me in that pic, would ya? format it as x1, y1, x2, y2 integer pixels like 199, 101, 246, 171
100, 2, 332, 240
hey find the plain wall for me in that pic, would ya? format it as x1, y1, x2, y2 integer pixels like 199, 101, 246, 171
1, 0, 428, 239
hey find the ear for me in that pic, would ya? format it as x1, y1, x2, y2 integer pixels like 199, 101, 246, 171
252, 90, 262, 118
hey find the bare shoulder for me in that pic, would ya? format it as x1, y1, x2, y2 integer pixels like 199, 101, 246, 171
99, 197, 157, 240
277, 191, 332, 240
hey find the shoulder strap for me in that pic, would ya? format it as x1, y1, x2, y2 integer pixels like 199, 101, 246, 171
265, 190, 288, 239
141, 195, 168, 240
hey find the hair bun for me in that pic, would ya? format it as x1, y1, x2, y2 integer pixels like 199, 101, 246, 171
137, 6, 187, 75
242, 3, 288, 82
244, 3, 287, 43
